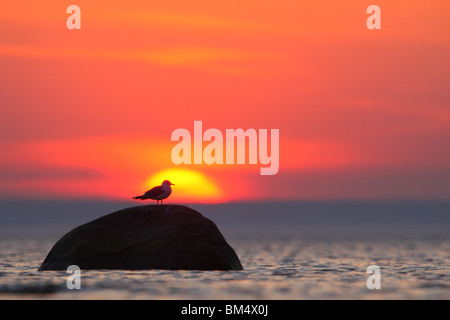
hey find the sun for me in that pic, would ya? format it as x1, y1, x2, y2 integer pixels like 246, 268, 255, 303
144, 168, 223, 202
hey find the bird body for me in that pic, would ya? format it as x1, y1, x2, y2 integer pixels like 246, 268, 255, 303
133, 180, 174, 204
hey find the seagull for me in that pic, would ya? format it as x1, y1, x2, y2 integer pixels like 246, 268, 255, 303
132, 180, 175, 205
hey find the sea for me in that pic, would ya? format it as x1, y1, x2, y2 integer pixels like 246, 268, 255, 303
0, 200, 449, 300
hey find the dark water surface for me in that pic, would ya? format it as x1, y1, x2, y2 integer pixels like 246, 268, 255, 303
0, 200, 449, 299
0, 233, 448, 299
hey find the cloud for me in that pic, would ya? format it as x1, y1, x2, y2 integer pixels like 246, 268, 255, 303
0, 165, 104, 181
93, 10, 283, 34
0, 44, 264, 67
249, 166, 450, 200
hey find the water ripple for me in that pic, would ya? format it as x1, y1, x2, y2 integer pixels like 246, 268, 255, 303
0, 237, 449, 299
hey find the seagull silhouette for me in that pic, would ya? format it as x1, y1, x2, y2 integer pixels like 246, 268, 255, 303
132, 180, 175, 205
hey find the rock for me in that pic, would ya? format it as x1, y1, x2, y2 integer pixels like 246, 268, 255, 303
38, 205, 243, 271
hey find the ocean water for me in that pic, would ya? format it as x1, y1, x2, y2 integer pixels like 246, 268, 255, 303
0, 232, 449, 300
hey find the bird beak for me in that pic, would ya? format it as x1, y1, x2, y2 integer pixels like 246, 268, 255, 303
170, 183, 175, 185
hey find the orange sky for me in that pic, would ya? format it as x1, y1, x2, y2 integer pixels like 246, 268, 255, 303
0, 1, 449, 202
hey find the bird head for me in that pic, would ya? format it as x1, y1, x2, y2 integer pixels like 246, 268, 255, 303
162, 180, 175, 186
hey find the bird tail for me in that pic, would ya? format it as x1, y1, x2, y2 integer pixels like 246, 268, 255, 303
132, 195, 145, 200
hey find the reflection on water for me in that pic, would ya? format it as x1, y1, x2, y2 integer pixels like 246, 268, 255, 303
0, 234, 449, 299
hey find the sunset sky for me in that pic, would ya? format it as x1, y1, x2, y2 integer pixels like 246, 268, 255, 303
0, 1, 449, 202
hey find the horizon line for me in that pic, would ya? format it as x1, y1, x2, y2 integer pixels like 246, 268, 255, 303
1, 197, 450, 204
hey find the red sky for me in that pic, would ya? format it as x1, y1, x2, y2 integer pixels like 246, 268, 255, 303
0, 1, 449, 202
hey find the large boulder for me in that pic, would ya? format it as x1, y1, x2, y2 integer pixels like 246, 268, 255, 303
38, 205, 243, 271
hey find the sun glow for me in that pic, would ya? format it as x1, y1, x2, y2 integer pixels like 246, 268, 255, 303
145, 168, 223, 202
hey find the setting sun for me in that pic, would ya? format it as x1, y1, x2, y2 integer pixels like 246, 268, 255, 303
145, 168, 223, 202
